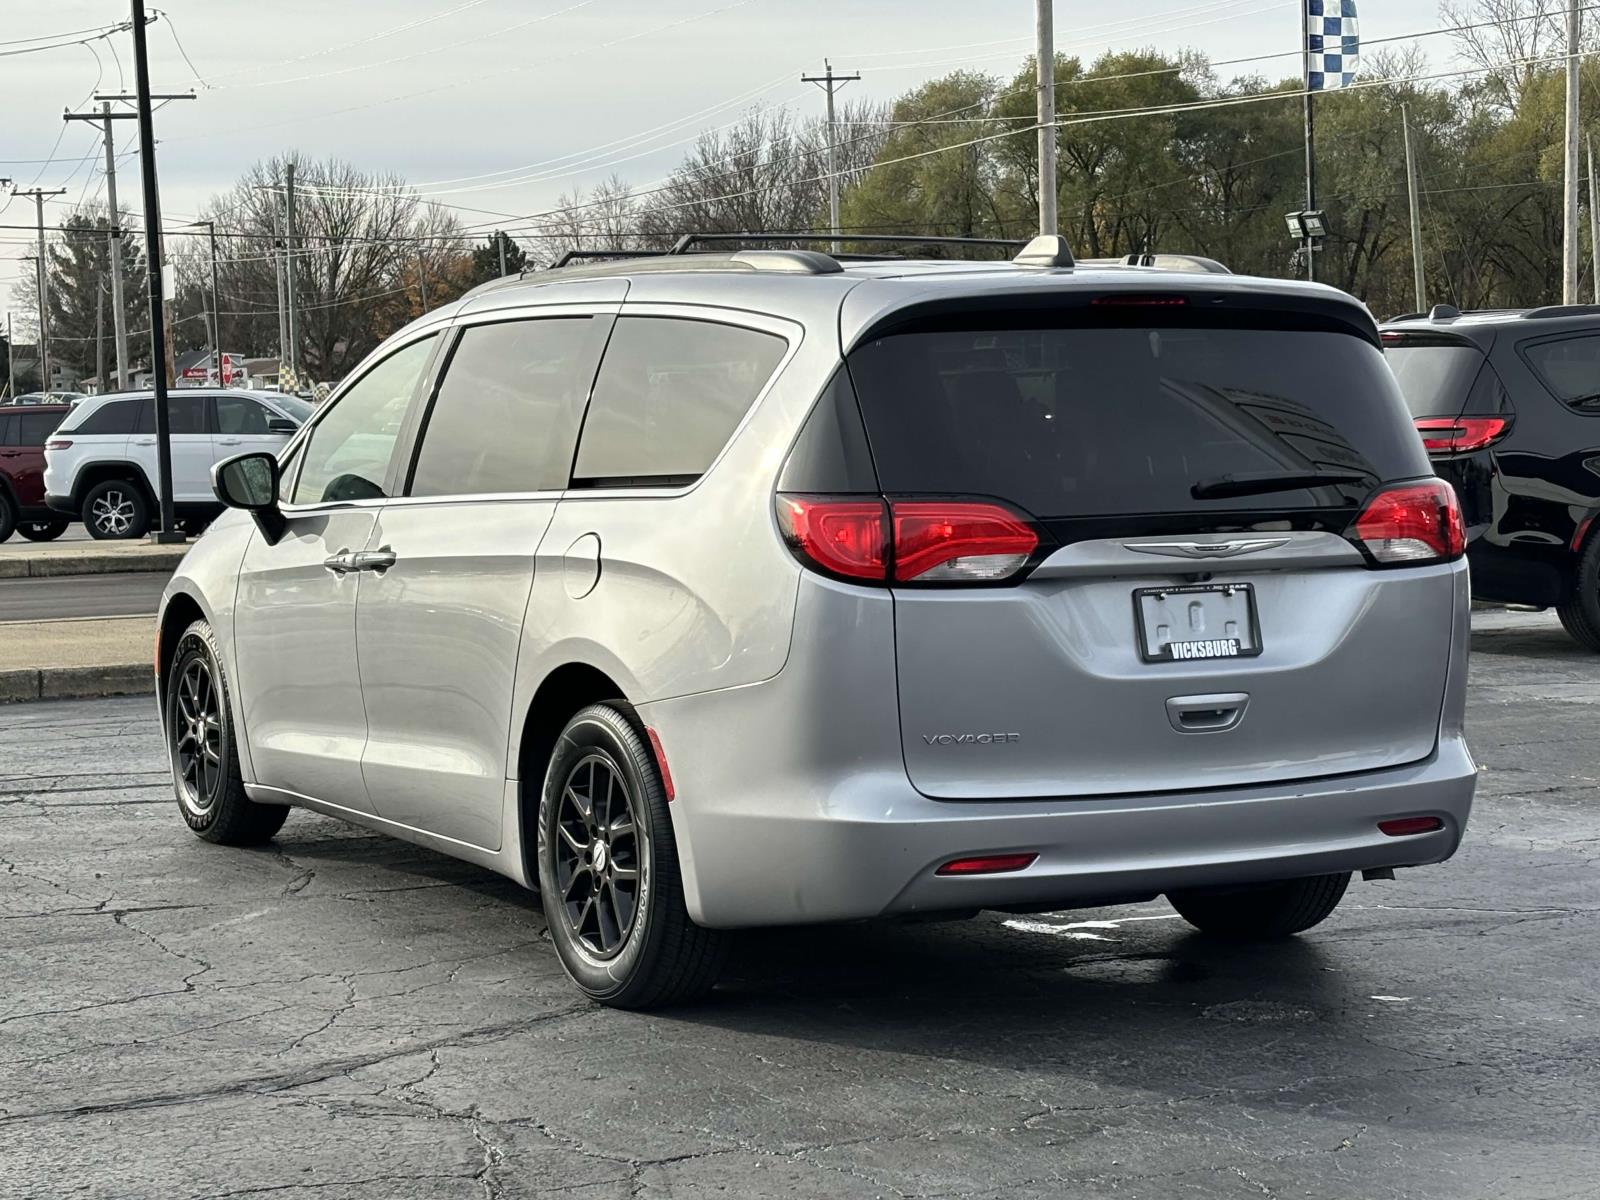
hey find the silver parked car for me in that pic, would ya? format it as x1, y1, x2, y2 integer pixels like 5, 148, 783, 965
157, 237, 1476, 1008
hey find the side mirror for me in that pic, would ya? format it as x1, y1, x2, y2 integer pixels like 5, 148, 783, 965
266, 417, 298, 434
212, 452, 286, 544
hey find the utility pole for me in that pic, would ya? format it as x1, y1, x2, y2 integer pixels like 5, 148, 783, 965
5, 312, 15, 400
64, 103, 133, 389
1590, 134, 1599, 304
1563, 0, 1582, 303
186, 220, 221, 377
10, 187, 67, 392
95, 283, 106, 392
417, 247, 430, 313
128, 0, 182, 543
271, 196, 288, 375
1402, 105, 1426, 313
1035, 1, 1058, 237
497, 230, 508, 277
802, 60, 860, 252
285, 161, 300, 387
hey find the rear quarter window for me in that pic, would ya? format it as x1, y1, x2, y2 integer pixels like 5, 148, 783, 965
70, 399, 142, 436
17, 411, 65, 445
1521, 333, 1600, 410
573, 317, 788, 486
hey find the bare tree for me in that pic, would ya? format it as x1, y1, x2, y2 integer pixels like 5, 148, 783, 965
1443, 0, 1567, 112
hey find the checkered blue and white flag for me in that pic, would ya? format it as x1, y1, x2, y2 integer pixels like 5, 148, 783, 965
1307, 0, 1359, 91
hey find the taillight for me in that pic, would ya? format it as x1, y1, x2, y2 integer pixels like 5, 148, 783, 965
892, 501, 1039, 582
1349, 480, 1465, 564
776, 496, 888, 581
777, 495, 1041, 585
1412, 416, 1510, 455
46, 439, 72, 450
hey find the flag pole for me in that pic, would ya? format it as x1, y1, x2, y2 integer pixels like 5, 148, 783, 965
1302, 0, 1317, 283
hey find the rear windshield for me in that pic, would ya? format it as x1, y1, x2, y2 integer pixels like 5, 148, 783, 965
1381, 334, 1486, 418
847, 321, 1428, 521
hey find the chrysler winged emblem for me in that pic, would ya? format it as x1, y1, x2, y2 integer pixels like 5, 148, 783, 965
1122, 537, 1292, 559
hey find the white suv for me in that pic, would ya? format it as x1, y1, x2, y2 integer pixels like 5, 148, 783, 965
45, 390, 310, 539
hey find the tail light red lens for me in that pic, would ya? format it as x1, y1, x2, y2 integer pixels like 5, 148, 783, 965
776, 496, 888, 581
1350, 480, 1465, 564
778, 496, 1040, 584
935, 853, 1037, 876
892, 501, 1039, 582
45, 439, 72, 451
1413, 416, 1510, 455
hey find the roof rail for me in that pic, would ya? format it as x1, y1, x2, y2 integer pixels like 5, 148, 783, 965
550, 248, 669, 267
1013, 235, 1076, 269
1523, 303, 1600, 319
667, 232, 1026, 257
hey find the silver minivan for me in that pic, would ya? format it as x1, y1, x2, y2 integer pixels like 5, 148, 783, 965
157, 239, 1476, 1008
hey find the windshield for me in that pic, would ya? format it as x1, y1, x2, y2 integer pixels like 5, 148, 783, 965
270, 395, 316, 423
847, 319, 1428, 524
1382, 336, 1484, 419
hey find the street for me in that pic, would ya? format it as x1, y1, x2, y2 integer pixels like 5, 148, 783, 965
0, 609, 1595, 1200
0, 571, 165, 621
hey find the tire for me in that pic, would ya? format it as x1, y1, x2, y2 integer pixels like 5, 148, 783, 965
537, 703, 727, 1009
1556, 530, 1600, 651
1167, 873, 1350, 940
0, 493, 15, 543
82, 479, 150, 540
17, 519, 69, 542
166, 618, 289, 846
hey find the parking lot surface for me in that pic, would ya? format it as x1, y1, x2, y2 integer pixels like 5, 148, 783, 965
1, 610, 1596, 1200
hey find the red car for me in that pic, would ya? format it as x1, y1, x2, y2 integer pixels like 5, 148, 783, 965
0, 405, 71, 542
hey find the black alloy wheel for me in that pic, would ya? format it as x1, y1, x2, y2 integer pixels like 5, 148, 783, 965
172, 652, 225, 816
553, 752, 644, 959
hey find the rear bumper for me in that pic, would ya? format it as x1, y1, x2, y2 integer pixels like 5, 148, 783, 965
660, 735, 1476, 928
44, 491, 76, 516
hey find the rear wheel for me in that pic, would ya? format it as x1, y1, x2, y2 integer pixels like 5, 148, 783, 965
1556, 532, 1600, 652
83, 479, 150, 540
166, 618, 289, 845
0, 493, 15, 542
17, 519, 69, 542
1167, 873, 1350, 940
537, 703, 727, 1009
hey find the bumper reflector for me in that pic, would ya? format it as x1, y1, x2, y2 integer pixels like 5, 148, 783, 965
935, 853, 1038, 876
1378, 816, 1444, 836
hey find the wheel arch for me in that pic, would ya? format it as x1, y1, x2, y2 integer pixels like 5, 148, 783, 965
156, 590, 209, 713
514, 662, 631, 885
73, 460, 156, 508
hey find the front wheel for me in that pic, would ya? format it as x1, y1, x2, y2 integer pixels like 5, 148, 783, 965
537, 703, 727, 1009
1167, 873, 1350, 940
166, 618, 288, 845
18, 519, 69, 542
83, 480, 150, 540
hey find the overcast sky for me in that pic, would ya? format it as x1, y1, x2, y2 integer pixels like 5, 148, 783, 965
3, 0, 1446, 312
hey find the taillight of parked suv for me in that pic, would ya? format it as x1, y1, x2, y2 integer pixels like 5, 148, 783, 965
1347, 479, 1465, 565
1411, 416, 1511, 456
777, 495, 1044, 585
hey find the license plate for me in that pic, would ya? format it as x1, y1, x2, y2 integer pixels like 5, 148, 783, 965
1134, 583, 1262, 664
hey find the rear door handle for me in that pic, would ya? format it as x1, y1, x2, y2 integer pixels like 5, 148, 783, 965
350, 547, 396, 573
323, 549, 357, 574
217, 438, 242, 446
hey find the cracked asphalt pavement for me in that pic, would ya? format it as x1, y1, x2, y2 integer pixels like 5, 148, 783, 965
2, 610, 1597, 1200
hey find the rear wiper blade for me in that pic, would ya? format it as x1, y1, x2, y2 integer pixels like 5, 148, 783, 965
1190, 471, 1371, 500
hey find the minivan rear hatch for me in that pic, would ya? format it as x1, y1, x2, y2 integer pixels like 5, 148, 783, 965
846, 297, 1456, 800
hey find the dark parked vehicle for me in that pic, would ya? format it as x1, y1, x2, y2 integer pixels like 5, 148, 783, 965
0, 405, 71, 542
1382, 303, 1600, 649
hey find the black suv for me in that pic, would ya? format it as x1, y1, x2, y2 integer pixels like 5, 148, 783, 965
1381, 304, 1600, 648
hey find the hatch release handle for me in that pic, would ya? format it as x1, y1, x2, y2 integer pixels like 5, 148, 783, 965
1166, 693, 1249, 734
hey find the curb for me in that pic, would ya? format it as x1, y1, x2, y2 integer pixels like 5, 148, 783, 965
0, 550, 186, 580
0, 664, 153, 704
